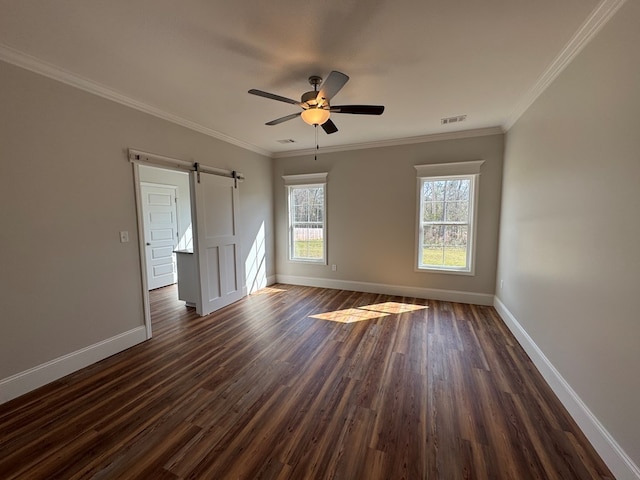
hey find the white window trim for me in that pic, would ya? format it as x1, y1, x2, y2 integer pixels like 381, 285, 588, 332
282, 172, 328, 186
283, 173, 328, 265
414, 161, 483, 275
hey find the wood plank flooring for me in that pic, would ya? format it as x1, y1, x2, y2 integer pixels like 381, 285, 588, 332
0, 284, 613, 479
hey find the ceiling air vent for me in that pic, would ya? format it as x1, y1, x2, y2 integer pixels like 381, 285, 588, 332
277, 139, 296, 144
441, 115, 467, 125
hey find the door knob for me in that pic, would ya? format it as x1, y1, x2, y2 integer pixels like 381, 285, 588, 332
146, 242, 151, 246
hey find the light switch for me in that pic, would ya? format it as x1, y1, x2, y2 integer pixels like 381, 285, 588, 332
120, 231, 129, 243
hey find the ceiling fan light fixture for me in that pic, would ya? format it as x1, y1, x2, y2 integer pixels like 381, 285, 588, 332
249, 70, 383, 134
301, 107, 330, 126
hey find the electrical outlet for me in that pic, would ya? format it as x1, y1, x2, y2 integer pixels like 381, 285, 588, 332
120, 231, 129, 243
331, 264, 337, 272
500, 279, 504, 290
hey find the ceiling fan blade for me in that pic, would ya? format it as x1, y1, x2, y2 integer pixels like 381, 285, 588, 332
321, 119, 338, 134
330, 105, 385, 115
316, 71, 349, 106
265, 112, 301, 126
248, 89, 301, 106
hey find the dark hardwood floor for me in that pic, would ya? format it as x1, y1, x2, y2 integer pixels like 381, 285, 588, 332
0, 284, 613, 479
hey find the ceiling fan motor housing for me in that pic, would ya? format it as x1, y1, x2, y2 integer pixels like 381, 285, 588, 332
302, 75, 325, 107
301, 90, 328, 108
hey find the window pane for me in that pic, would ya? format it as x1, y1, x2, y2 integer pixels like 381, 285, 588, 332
422, 180, 445, 201
293, 203, 307, 222
423, 201, 444, 222
445, 201, 468, 222
444, 225, 467, 246
293, 188, 308, 206
289, 185, 325, 262
443, 247, 467, 267
422, 224, 445, 247
443, 225, 467, 267
445, 179, 470, 201
418, 175, 474, 271
293, 223, 323, 259
314, 205, 324, 220
422, 181, 432, 200
422, 246, 444, 266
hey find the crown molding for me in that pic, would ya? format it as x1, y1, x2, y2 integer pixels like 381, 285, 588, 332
505, 0, 628, 131
272, 126, 504, 159
3, 41, 497, 160
0, 43, 271, 158
5, 0, 624, 161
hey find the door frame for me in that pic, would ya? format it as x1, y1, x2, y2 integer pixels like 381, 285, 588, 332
130, 149, 245, 339
132, 161, 192, 339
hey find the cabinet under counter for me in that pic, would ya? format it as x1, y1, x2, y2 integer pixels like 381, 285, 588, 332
174, 250, 197, 307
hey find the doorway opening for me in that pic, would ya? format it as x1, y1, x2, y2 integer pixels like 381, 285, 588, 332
136, 163, 193, 335
131, 149, 247, 339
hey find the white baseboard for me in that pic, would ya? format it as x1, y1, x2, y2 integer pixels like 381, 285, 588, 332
275, 274, 494, 306
0, 326, 147, 405
493, 296, 640, 480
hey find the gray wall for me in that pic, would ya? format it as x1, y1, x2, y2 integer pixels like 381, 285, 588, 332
0, 60, 274, 381
273, 134, 504, 299
496, 0, 640, 468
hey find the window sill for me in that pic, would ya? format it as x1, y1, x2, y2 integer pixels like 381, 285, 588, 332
288, 258, 327, 266
415, 266, 475, 276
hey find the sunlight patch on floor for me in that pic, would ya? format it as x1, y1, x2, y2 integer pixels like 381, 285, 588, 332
309, 302, 428, 323
359, 302, 428, 314
251, 286, 288, 295
310, 308, 390, 323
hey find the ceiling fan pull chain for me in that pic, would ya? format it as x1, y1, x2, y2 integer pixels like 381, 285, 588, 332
315, 125, 319, 161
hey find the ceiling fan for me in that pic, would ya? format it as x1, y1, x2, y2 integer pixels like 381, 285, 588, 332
248, 71, 384, 134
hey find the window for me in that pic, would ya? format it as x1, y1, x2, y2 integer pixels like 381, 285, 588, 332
283, 173, 327, 264
415, 161, 483, 274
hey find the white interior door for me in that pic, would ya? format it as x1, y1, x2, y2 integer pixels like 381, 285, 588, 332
142, 184, 178, 290
192, 172, 244, 316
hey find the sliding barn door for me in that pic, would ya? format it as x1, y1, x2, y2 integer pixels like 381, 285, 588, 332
191, 171, 244, 316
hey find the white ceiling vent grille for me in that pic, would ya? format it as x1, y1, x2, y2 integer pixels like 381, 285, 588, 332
277, 139, 296, 144
441, 115, 467, 125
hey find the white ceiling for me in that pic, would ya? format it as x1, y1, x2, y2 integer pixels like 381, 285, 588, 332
0, 0, 613, 156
